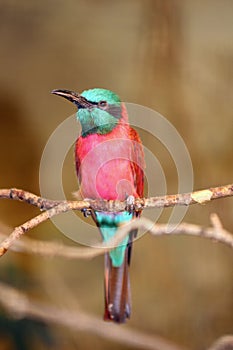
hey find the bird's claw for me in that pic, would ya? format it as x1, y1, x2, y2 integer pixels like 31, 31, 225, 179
125, 195, 135, 214
81, 208, 92, 217
81, 198, 93, 217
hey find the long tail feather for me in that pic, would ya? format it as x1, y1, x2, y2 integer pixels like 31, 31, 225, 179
104, 243, 132, 323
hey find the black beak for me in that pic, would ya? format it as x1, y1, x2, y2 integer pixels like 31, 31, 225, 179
51, 89, 94, 109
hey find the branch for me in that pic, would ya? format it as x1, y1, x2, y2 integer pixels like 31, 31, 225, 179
0, 202, 77, 256
0, 184, 232, 257
0, 186, 232, 347
0, 215, 232, 259
0, 281, 188, 350
0, 183, 232, 212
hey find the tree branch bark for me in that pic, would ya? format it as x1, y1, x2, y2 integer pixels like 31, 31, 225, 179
0, 183, 232, 212
0, 184, 232, 257
0, 214, 232, 259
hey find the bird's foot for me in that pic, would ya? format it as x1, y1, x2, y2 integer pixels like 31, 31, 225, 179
125, 195, 135, 214
81, 207, 92, 218
81, 198, 93, 217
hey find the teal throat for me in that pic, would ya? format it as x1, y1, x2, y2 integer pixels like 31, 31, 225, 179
76, 88, 122, 137
77, 108, 119, 136
95, 211, 133, 267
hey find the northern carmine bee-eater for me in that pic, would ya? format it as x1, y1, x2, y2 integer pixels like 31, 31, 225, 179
52, 88, 144, 323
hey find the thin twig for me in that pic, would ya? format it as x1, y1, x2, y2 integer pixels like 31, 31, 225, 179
0, 184, 232, 212
0, 281, 188, 350
0, 215, 232, 259
0, 184, 232, 257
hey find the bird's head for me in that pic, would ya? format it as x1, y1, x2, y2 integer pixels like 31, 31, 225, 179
52, 88, 123, 136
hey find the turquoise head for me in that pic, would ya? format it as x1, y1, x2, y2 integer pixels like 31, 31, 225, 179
52, 88, 122, 136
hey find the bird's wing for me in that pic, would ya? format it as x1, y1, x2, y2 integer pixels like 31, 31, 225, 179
75, 137, 82, 183
129, 127, 145, 198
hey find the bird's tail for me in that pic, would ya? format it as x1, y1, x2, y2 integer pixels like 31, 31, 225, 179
103, 242, 132, 323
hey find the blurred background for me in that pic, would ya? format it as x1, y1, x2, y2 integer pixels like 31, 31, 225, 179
0, 0, 232, 349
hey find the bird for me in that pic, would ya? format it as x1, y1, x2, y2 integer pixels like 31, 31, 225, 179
52, 88, 144, 323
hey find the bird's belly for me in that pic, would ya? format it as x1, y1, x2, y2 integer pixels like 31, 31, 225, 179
80, 158, 136, 200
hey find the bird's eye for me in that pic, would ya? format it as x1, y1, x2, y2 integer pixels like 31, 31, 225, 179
98, 100, 107, 108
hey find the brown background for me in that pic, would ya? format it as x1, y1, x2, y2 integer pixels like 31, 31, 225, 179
0, 1, 232, 349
